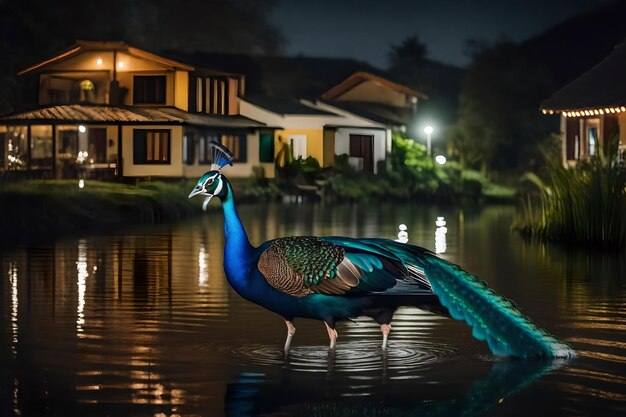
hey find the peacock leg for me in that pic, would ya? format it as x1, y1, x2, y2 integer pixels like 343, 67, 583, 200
325, 322, 338, 350
381, 324, 392, 350
284, 320, 296, 352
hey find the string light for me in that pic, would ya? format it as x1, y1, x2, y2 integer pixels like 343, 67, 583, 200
545, 106, 626, 117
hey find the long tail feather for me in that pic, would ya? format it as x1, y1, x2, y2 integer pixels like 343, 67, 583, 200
369, 239, 574, 358
425, 258, 573, 358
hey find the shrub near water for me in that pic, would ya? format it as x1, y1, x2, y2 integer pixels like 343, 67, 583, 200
518, 143, 626, 248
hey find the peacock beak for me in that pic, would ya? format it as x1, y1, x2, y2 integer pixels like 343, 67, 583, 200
188, 185, 204, 198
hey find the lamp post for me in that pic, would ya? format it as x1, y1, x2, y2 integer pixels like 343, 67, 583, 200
423, 125, 434, 156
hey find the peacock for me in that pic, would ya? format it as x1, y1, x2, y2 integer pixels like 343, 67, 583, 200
188, 142, 574, 358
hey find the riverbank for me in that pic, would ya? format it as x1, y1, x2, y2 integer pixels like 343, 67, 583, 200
0, 175, 516, 244
0, 179, 195, 242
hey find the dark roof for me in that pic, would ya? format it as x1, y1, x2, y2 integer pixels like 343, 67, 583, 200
244, 96, 336, 116
322, 101, 411, 126
0, 104, 265, 128
542, 39, 626, 111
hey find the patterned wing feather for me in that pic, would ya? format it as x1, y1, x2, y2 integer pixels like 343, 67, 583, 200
258, 237, 356, 297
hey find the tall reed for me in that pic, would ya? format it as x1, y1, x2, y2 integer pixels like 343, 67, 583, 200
517, 141, 626, 248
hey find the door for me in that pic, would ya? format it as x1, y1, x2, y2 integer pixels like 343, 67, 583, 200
349, 134, 374, 172
89, 128, 107, 163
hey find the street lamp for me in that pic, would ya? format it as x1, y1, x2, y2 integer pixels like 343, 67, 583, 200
424, 125, 434, 156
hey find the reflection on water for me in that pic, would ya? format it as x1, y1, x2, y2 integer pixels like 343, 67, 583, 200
435, 216, 447, 254
8, 261, 18, 358
76, 239, 88, 336
225, 359, 565, 417
1, 202, 626, 416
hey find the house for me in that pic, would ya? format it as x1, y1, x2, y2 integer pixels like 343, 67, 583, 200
541, 39, 626, 166
0, 42, 430, 180
0, 41, 272, 179
239, 95, 389, 173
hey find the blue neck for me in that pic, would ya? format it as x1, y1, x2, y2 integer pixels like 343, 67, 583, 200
221, 182, 254, 287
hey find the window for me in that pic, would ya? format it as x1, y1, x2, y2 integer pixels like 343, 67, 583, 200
133, 130, 170, 164
198, 134, 220, 164
133, 76, 166, 104
221, 134, 246, 162
196, 77, 229, 115
183, 135, 196, 165
259, 133, 274, 163
588, 127, 598, 156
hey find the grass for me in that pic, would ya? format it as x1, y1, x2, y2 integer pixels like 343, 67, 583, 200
515, 143, 626, 248
0, 176, 284, 242
0, 179, 201, 241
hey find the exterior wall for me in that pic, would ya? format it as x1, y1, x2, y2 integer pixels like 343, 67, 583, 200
228, 78, 240, 115
334, 127, 386, 173
182, 130, 275, 179
333, 80, 408, 107
121, 125, 184, 177
275, 129, 325, 165
174, 71, 189, 111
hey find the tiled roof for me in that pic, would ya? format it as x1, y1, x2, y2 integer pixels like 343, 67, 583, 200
0, 104, 265, 128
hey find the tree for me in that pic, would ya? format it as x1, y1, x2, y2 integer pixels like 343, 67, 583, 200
387, 35, 428, 89
452, 41, 556, 173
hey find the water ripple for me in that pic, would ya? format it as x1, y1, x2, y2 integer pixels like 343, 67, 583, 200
232, 340, 459, 373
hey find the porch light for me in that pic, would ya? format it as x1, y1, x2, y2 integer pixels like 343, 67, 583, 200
78, 179, 85, 189
118, 61, 125, 69
435, 155, 447, 165
78, 125, 86, 133
96, 57, 103, 65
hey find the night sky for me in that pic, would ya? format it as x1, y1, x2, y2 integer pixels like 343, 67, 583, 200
271, 0, 614, 67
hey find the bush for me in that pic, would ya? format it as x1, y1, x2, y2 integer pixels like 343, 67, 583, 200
515, 141, 626, 248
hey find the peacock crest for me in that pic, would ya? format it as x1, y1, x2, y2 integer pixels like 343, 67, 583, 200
209, 141, 235, 171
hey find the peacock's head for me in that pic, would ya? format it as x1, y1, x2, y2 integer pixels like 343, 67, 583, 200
188, 170, 230, 210
188, 141, 234, 211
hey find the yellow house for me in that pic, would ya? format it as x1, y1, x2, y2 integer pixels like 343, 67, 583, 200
239, 95, 387, 173
0, 41, 270, 179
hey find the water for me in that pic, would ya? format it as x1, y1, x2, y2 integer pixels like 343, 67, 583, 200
1, 202, 626, 416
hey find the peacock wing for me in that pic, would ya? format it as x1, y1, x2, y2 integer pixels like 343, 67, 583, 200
257, 236, 416, 297
257, 236, 353, 297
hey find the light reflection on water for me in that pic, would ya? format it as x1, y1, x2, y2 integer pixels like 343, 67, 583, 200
0, 202, 625, 416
